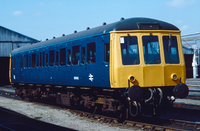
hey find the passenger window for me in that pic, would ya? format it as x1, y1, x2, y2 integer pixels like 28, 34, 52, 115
60, 48, 66, 66
42, 52, 45, 67
142, 36, 160, 64
56, 52, 58, 66
87, 42, 96, 64
46, 53, 48, 66
104, 43, 110, 62
40, 53, 42, 67
72, 45, 80, 65
37, 55, 39, 67
120, 36, 140, 65
49, 50, 54, 66
67, 50, 71, 65
24, 55, 26, 68
163, 36, 179, 64
32, 54, 36, 68
81, 47, 85, 64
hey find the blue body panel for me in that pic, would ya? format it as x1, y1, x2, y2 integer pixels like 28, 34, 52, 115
11, 34, 110, 88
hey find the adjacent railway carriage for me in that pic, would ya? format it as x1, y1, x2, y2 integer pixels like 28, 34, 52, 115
10, 18, 189, 117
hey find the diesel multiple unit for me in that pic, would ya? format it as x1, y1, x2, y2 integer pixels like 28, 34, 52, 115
10, 17, 189, 117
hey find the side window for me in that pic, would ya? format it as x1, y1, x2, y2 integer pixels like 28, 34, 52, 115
60, 48, 66, 66
56, 51, 58, 66
37, 55, 39, 67
81, 47, 85, 64
104, 43, 110, 62
49, 50, 54, 66
40, 53, 42, 67
87, 42, 96, 64
142, 36, 160, 64
32, 54, 36, 68
67, 50, 71, 65
121, 36, 140, 65
24, 55, 26, 68
46, 53, 48, 66
29, 56, 31, 68
42, 52, 45, 67
72, 45, 80, 65
163, 36, 179, 64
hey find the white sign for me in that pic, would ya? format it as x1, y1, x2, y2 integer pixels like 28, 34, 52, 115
120, 37, 124, 44
89, 73, 94, 82
74, 76, 79, 80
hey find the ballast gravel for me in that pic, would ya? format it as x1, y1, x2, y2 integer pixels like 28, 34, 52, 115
0, 96, 140, 131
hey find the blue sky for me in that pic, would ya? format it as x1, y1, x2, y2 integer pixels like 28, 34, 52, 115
0, 0, 199, 41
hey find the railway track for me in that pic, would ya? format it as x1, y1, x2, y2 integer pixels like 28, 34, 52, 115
1, 87, 200, 131
0, 106, 76, 131
71, 108, 200, 131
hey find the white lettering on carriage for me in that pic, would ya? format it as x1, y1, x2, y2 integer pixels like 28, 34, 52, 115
74, 76, 79, 80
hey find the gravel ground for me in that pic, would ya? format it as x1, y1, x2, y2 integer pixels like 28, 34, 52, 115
0, 96, 140, 131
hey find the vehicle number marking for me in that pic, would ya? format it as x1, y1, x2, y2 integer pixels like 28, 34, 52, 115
74, 76, 79, 80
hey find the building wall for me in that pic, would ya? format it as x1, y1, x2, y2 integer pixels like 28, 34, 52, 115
0, 26, 38, 57
0, 26, 38, 85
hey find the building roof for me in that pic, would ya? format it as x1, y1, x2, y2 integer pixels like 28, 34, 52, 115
0, 25, 39, 42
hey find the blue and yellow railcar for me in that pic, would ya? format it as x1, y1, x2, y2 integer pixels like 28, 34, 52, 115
10, 17, 188, 117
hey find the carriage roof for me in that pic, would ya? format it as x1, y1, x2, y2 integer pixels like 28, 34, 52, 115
12, 17, 179, 53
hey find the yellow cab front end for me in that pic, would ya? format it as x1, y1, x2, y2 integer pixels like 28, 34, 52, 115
110, 30, 189, 104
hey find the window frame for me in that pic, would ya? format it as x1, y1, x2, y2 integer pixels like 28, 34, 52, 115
120, 36, 140, 65
72, 45, 80, 65
56, 51, 59, 66
104, 43, 110, 63
81, 47, 85, 64
49, 50, 55, 66
142, 35, 161, 65
87, 42, 96, 64
45, 53, 48, 67
60, 48, 66, 66
67, 49, 71, 65
162, 35, 180, 64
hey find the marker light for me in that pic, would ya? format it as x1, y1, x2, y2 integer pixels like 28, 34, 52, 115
171, 73, 178, 80
128, 75, 135, 83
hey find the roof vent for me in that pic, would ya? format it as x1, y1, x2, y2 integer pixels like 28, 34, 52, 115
62, 34, 65, 36
120, 17, 125, 21
103, 22, 106, 25
74, 30, 77, 33
46, 39, 48, 41
87, 27, 90, 30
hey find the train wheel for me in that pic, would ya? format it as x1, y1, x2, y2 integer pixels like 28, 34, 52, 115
20, 93, 25, 100
117, 106, 126, 123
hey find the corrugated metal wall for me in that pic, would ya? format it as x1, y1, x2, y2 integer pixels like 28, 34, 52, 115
0, 26, 38, 57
